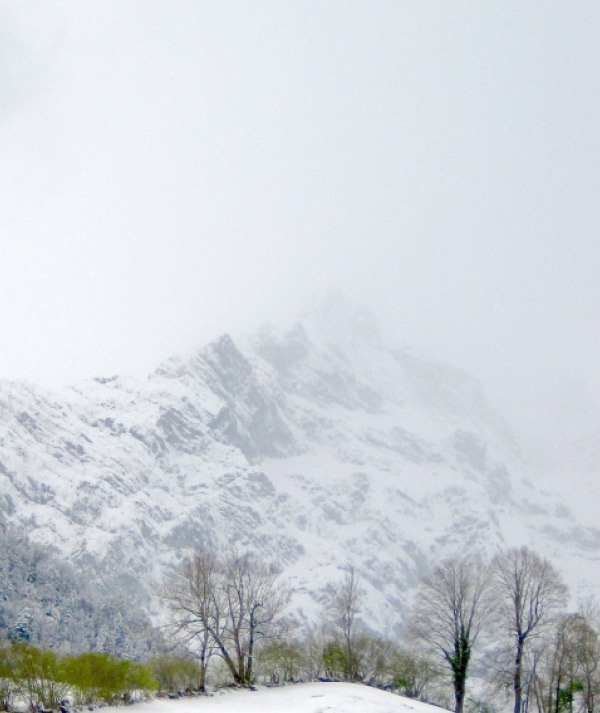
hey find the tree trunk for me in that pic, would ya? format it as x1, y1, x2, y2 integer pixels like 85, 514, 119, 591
514, 639, 524, 713
210, 629, 241, 684
454, 677, 466, 713
345, 631, 355, 681
453, 634, 470, 713
198, 634, 209, 692
198, 659, 206, 693
236, 654, 246, 687
247, 614, 255, 686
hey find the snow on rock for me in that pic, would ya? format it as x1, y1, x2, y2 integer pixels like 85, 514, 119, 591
0, 296, 598, 632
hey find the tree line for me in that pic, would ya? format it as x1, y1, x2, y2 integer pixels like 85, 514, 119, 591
1, 544, 596, 713
161, 545, 600, 713
0, 524, 156, 658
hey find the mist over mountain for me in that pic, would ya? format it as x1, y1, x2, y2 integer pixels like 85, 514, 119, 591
0, 296, 598, 644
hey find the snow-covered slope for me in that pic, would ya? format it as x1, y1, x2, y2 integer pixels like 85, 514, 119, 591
0, 298, 598, 633
107, 682, 441, 713
0, 521, 156, 655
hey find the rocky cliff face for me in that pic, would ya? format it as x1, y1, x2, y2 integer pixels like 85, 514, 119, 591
0, 301, 597, 636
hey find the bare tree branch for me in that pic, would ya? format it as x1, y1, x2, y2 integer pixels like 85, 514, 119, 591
410, 556, 491, 713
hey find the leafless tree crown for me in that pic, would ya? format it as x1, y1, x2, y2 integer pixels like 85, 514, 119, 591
161, 548, 289, 687
410, 556, 491, 713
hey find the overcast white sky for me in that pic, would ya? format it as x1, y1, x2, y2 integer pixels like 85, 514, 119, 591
1, 1, 599, 443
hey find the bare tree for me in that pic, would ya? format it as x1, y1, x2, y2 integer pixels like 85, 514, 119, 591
324, 565, 363, 680
410, 556, 491, 713
162, 548, 289, 687
528, 614, 580, 713
491, 547, 568, 713
301, 624, 330, 681
572, 602, 600, 713
529, 605, 600, 713
217, 550, 290, 685
160, 550, 220, 691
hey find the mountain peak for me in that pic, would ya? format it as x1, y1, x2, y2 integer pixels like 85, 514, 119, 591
299, 290, 382, 349
1, 296, 597, 648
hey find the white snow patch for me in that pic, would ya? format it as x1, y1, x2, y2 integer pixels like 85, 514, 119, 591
114, 683, 438, 713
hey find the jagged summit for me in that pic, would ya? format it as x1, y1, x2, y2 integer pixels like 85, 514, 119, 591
298, 289, 383, 348
0, 304, 598, 638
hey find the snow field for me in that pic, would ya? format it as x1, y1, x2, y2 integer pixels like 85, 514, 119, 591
111, 683, 439, 713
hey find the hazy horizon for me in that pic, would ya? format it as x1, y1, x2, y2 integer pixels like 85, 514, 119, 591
2, 2, 599, 452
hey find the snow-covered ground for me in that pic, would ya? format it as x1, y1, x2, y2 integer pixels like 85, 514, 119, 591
121, 683, 437, 713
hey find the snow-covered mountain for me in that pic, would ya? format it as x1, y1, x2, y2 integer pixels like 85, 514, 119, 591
1, 297, 598, 636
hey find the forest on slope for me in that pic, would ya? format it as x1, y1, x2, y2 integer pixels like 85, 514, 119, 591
0, 520, 158, 657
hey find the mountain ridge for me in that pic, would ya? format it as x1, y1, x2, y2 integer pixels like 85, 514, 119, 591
0, 301, 598, 639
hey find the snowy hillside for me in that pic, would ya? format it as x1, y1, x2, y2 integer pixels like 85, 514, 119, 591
109, 682, 439, 713
0, 296, 598, 634
0, 521, 156, 655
